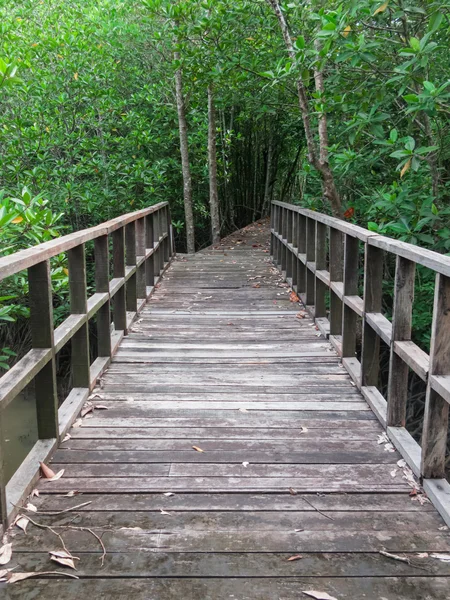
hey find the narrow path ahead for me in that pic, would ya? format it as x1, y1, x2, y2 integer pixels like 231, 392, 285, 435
5, 220, 450, 598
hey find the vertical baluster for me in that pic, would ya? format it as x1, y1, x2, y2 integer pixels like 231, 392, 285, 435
145, 213, 155, 293
112, 227, 127, 333
94, 235, 112, 358
158, 209, 164, 273
280, 208, 287, 275
291, 212, 298, 290
270, 203, 275, 258
29, 260, 59, 437
0, 415, 6, 526
164, 205, 171, 262
305, 218, 315, 307
361, 245, 384, 387
329, 228, 344, 336
315, 222, 327, 318
386, 257, 415, 424
285, 209, 293, 281
297, 214, 306, 297
125, 222, 137, 315
276, 206, 283, 268
68, 245, 90, 388
421, 273, 450, 479
341, 235, 359, 358
153, 210, 160, 277
136, 218, 146, 300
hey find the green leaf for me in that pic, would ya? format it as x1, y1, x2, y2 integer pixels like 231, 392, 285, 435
409, 37, 420, 52
389, 129, 398, 142
429, 12, 443, 32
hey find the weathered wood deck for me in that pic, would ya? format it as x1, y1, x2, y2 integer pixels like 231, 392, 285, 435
5, 220, 450, 598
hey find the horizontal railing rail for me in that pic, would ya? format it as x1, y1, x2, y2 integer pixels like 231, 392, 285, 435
271, 199, 450, 527
0, 201, 174, 527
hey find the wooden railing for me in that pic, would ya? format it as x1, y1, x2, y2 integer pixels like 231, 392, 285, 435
0, 201, 174, 526
271, 200, 450, 524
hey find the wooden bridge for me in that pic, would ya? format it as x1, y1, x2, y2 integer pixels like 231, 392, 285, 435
1, 201, 450, 598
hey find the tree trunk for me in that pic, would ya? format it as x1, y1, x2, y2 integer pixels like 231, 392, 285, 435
174, 51, 195, 253
266, 0, 342, 217
208, 84, 221, 245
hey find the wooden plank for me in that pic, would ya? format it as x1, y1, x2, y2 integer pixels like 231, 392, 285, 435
365, 312, 392, 345
68, 243, 90, 388
394, 340, 429, 381
421, 273, 450, 478
387, 256, 415, 427
361, 244, 383, 386
28, 259, 59, 439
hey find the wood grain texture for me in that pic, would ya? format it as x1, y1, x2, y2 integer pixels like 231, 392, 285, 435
12, 219, 448, 599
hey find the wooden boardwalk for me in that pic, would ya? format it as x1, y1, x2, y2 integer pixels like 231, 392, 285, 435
5, 220, 450, 598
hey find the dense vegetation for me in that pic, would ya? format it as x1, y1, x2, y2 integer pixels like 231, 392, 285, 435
1, 1, 449, 391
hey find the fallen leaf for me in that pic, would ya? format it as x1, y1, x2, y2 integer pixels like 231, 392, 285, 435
40, 462, 56, 479
62, 434, 71, 443
0, 544, 12, 566
94, 405, 109, 410
64, 491, 80, 497
430, 553, 450, 562
287, 554, 303, 561
301, 426, 308, 433
390, 469, 397, 478
294, 528, 304, 533
296, 311, 307, 319
25, 503, 37, 512
438, 525, 449, 531
397, 459, 406, 468
81, 403, 93, 418
8, 571, 79, 583
289, 488, 298, 495
416, 552, 429, 558
239, 408, 248, 413
44, 469, 64, 482
50, 555, 76, 570
14, 516, 29, 532
302, 592, 338, 600
31, 489, 39, 498
163, 492, 175, 497
49, 550, 78, 561
72, 418, 82, 428
242, 462, 249, 468
160, 509, 172, 515
192, 446, 204, 453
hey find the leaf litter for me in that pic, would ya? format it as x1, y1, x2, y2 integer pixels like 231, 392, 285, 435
0, 543, 12, 566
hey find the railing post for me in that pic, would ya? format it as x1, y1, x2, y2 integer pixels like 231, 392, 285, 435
68, 245, 90, 388
296, 214, 306, 296
291, 211, 298, 290
276, 206, 282, 268
285, 208, 293, 282
315, 222, 327, 318
280, 207, 287, 274
421, 273, 450, 479
361, 244, 384, 387
0, 414, 6, 527
28, 260, 58, 437
136, 218, 147, 300
270, 203, 275, 259
164, 205, 170, 263
305, 217, 315, 307
112, 227, 127, 333
145, 213, 155, 292
125, 222, 137, 314
386, 256, 415, 425
158, 209, 165, 273
329, 228, 343, 336
94, 235, 112, 358
341, 235, 359, 358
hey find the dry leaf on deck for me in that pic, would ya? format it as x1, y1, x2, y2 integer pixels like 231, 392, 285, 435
44, 469, 64, 482
242, 462, 249, 468
81, 404, 93, 417
62, 434, 71, 443
160, 509, 172, 516
40, 462, 56, 479
289, 292, 299, 302
50, 555, 76, 570
430, 553, 450, 562
192, 446, 204, 453
14, 516, 29, 533
64, 491, 80, 497
25, 503, 37, 512
289, 488, 298, 495
8, 571, 79, 583
72, 418, 83, 428
296, 311, 307, 319
0, 544, 12, 566
239, 408, 248, 413
287, 554, 303, 561
163, 492, 175, 497
94, 405, 109, 410
302, 592, 338, 600
31, 489, 39, 498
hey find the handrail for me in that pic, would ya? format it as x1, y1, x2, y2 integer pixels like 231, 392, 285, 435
0, 201, 175, 527
271, 200, 450, 527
